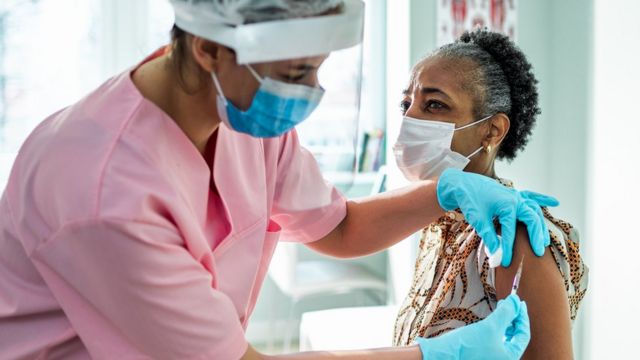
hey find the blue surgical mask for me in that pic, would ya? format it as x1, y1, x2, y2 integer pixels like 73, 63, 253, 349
211, 65, 325, 138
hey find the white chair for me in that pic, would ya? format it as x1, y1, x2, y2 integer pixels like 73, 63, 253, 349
299, 305, 400, 351
294, 232, 419, 352
268, 242, 387, 352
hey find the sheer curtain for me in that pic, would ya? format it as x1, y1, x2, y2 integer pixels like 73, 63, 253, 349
0, 0, 174, 190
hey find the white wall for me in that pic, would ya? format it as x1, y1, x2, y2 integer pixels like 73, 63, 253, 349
588, 0, 640, 357
384, 0, 414, 304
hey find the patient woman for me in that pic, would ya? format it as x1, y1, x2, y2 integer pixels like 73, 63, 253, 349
391, 29, 588, 359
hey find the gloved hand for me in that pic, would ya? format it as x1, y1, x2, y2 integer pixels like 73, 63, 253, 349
436, 168, 559, 267
416, 294, 530, 360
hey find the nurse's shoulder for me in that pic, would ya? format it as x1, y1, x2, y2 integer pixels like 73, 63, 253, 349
4, 70, 177, 250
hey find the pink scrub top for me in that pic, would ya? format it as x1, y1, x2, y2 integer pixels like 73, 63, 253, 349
0, 56, 346, 359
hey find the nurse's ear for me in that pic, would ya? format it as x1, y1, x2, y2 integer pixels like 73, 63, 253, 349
190, 36, 236, 74
482, 113, 510, 155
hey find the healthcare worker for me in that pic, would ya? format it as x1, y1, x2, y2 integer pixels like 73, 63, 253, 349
0, 1, 556, 359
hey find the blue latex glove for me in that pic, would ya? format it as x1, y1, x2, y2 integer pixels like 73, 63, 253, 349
416, 294, 530, 360
437, 168, 559, 267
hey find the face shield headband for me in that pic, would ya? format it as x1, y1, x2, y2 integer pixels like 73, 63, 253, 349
171, 0, 365, 64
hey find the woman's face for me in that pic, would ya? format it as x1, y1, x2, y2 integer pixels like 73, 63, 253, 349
400, 56, 497, 174
216, 48, 328, 110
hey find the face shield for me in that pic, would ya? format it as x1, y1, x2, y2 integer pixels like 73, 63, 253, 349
171, 0, 364, 191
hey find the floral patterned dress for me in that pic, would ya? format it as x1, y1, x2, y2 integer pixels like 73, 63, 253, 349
393, 179, 589, 346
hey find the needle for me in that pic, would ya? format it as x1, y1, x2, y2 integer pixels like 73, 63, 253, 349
511, 256, 524, 295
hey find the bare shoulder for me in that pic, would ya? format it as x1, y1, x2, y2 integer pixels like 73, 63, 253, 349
494, 223, 573, 360
494, 223, 565, 294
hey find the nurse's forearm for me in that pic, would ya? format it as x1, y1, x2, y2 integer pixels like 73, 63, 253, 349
242, 344, 422, 359
309, 180, 443, 258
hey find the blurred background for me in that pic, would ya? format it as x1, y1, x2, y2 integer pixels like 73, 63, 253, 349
0, 0, 638, 358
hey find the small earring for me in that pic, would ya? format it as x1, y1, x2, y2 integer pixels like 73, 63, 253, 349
485, 145, 492, 153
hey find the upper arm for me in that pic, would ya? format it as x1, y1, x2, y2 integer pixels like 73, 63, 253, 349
30, 218, 248, 359
494, 223, 573, 360
304, 206, 348, 257
242, 345, 269, 360
271, 130, 346, 244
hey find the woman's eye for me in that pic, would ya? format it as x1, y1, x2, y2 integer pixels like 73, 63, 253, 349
282, 73, 306, 82
399, 100, 410, 113
425, 100, 448, 112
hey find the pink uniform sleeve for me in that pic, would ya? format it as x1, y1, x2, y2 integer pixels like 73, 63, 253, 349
271, 130, 347, 244
29, 218, 248, 360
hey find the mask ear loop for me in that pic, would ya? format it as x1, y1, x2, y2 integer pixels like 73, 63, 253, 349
466, 146, 485, 159
459, 114, 494, 159
246, 65, 264, 84
211, 71, 228, 106
456, 114, 494, 131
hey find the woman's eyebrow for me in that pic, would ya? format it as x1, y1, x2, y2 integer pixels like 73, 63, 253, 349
401, 87, 453, 101
420, 87, 453, 101
288, 64, 317, 71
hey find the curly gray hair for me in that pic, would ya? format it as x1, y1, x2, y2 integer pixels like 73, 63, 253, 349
430, 29, 541, 161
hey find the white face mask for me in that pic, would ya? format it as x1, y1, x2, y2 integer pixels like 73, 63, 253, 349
393, 115, 493, 181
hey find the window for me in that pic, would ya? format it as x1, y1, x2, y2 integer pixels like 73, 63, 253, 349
0, 0, 385, 195
0, 0, 172, 189
0, 0, 105, 188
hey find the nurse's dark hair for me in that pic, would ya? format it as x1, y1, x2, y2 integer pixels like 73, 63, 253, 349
432, 28, 540, 161
170, 25, 205, 94
170, 24, 187, 52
